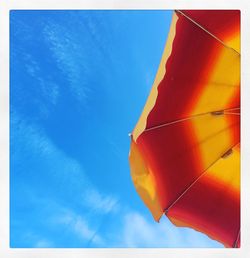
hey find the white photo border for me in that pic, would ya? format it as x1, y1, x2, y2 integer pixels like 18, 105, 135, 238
1, 0, 250, 257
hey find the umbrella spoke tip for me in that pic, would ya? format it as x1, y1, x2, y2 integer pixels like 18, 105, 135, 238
211, 110, 224, 116
221, 149, 233, 159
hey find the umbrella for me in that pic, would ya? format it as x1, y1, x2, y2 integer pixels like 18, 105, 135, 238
129, 10, 240, 248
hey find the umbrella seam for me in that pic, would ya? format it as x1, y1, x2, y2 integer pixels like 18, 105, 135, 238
233, 228, 241, 248
142, 107, 240, 133
165, 142, 240, 213
176, 10, 240, 55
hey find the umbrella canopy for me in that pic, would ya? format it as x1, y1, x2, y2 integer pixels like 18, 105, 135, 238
129, 10, 240, 248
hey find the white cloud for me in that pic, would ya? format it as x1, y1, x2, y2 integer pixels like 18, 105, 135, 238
34, 239, 53, 248
84, 188, 119, 214
17, 230, 54, 248
41, 13, 116, 105
73, 216, 104, 245
52, 208, 104, 246
21, 52, 60, 115
12, 112, 118, 211
43, 21, 89, 102
11, 113, 223, 248
120, 211, 176, 247
116, 211, 223, 248
11, 113, 119, 246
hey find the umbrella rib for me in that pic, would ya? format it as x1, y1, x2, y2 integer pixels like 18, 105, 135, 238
176, 10, 240, 55
165, 142, 240, 213
224, 112, 240, 115
233, 229, 241, 248
142, 107, 240, 133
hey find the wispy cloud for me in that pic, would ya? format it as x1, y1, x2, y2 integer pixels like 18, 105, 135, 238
13, 230, 54, 248
113, 211, 223, 248
11, 112, 223, 248
43, 21, 90, 102
49, 207, 105, 246
11, 112, 117, 205
11, 112, 119, 247
16, 52, 60, 118
34, 239, 53, 248
84, 188, 119, 214
41, 12, 118, 105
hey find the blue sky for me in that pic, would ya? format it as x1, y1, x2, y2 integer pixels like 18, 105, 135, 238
10, 10, 223, 248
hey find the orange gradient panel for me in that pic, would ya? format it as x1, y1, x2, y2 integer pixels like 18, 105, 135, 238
180, 10, 240, 52
136, 112, 239, 211
145, 11, 224, 128
129, 139, 163, 221
167, 146, 240, 247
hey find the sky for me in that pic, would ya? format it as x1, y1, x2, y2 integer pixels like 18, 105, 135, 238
10, 10, 223, 248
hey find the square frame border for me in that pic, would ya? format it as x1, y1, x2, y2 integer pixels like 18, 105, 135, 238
1, 0, 250, 257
